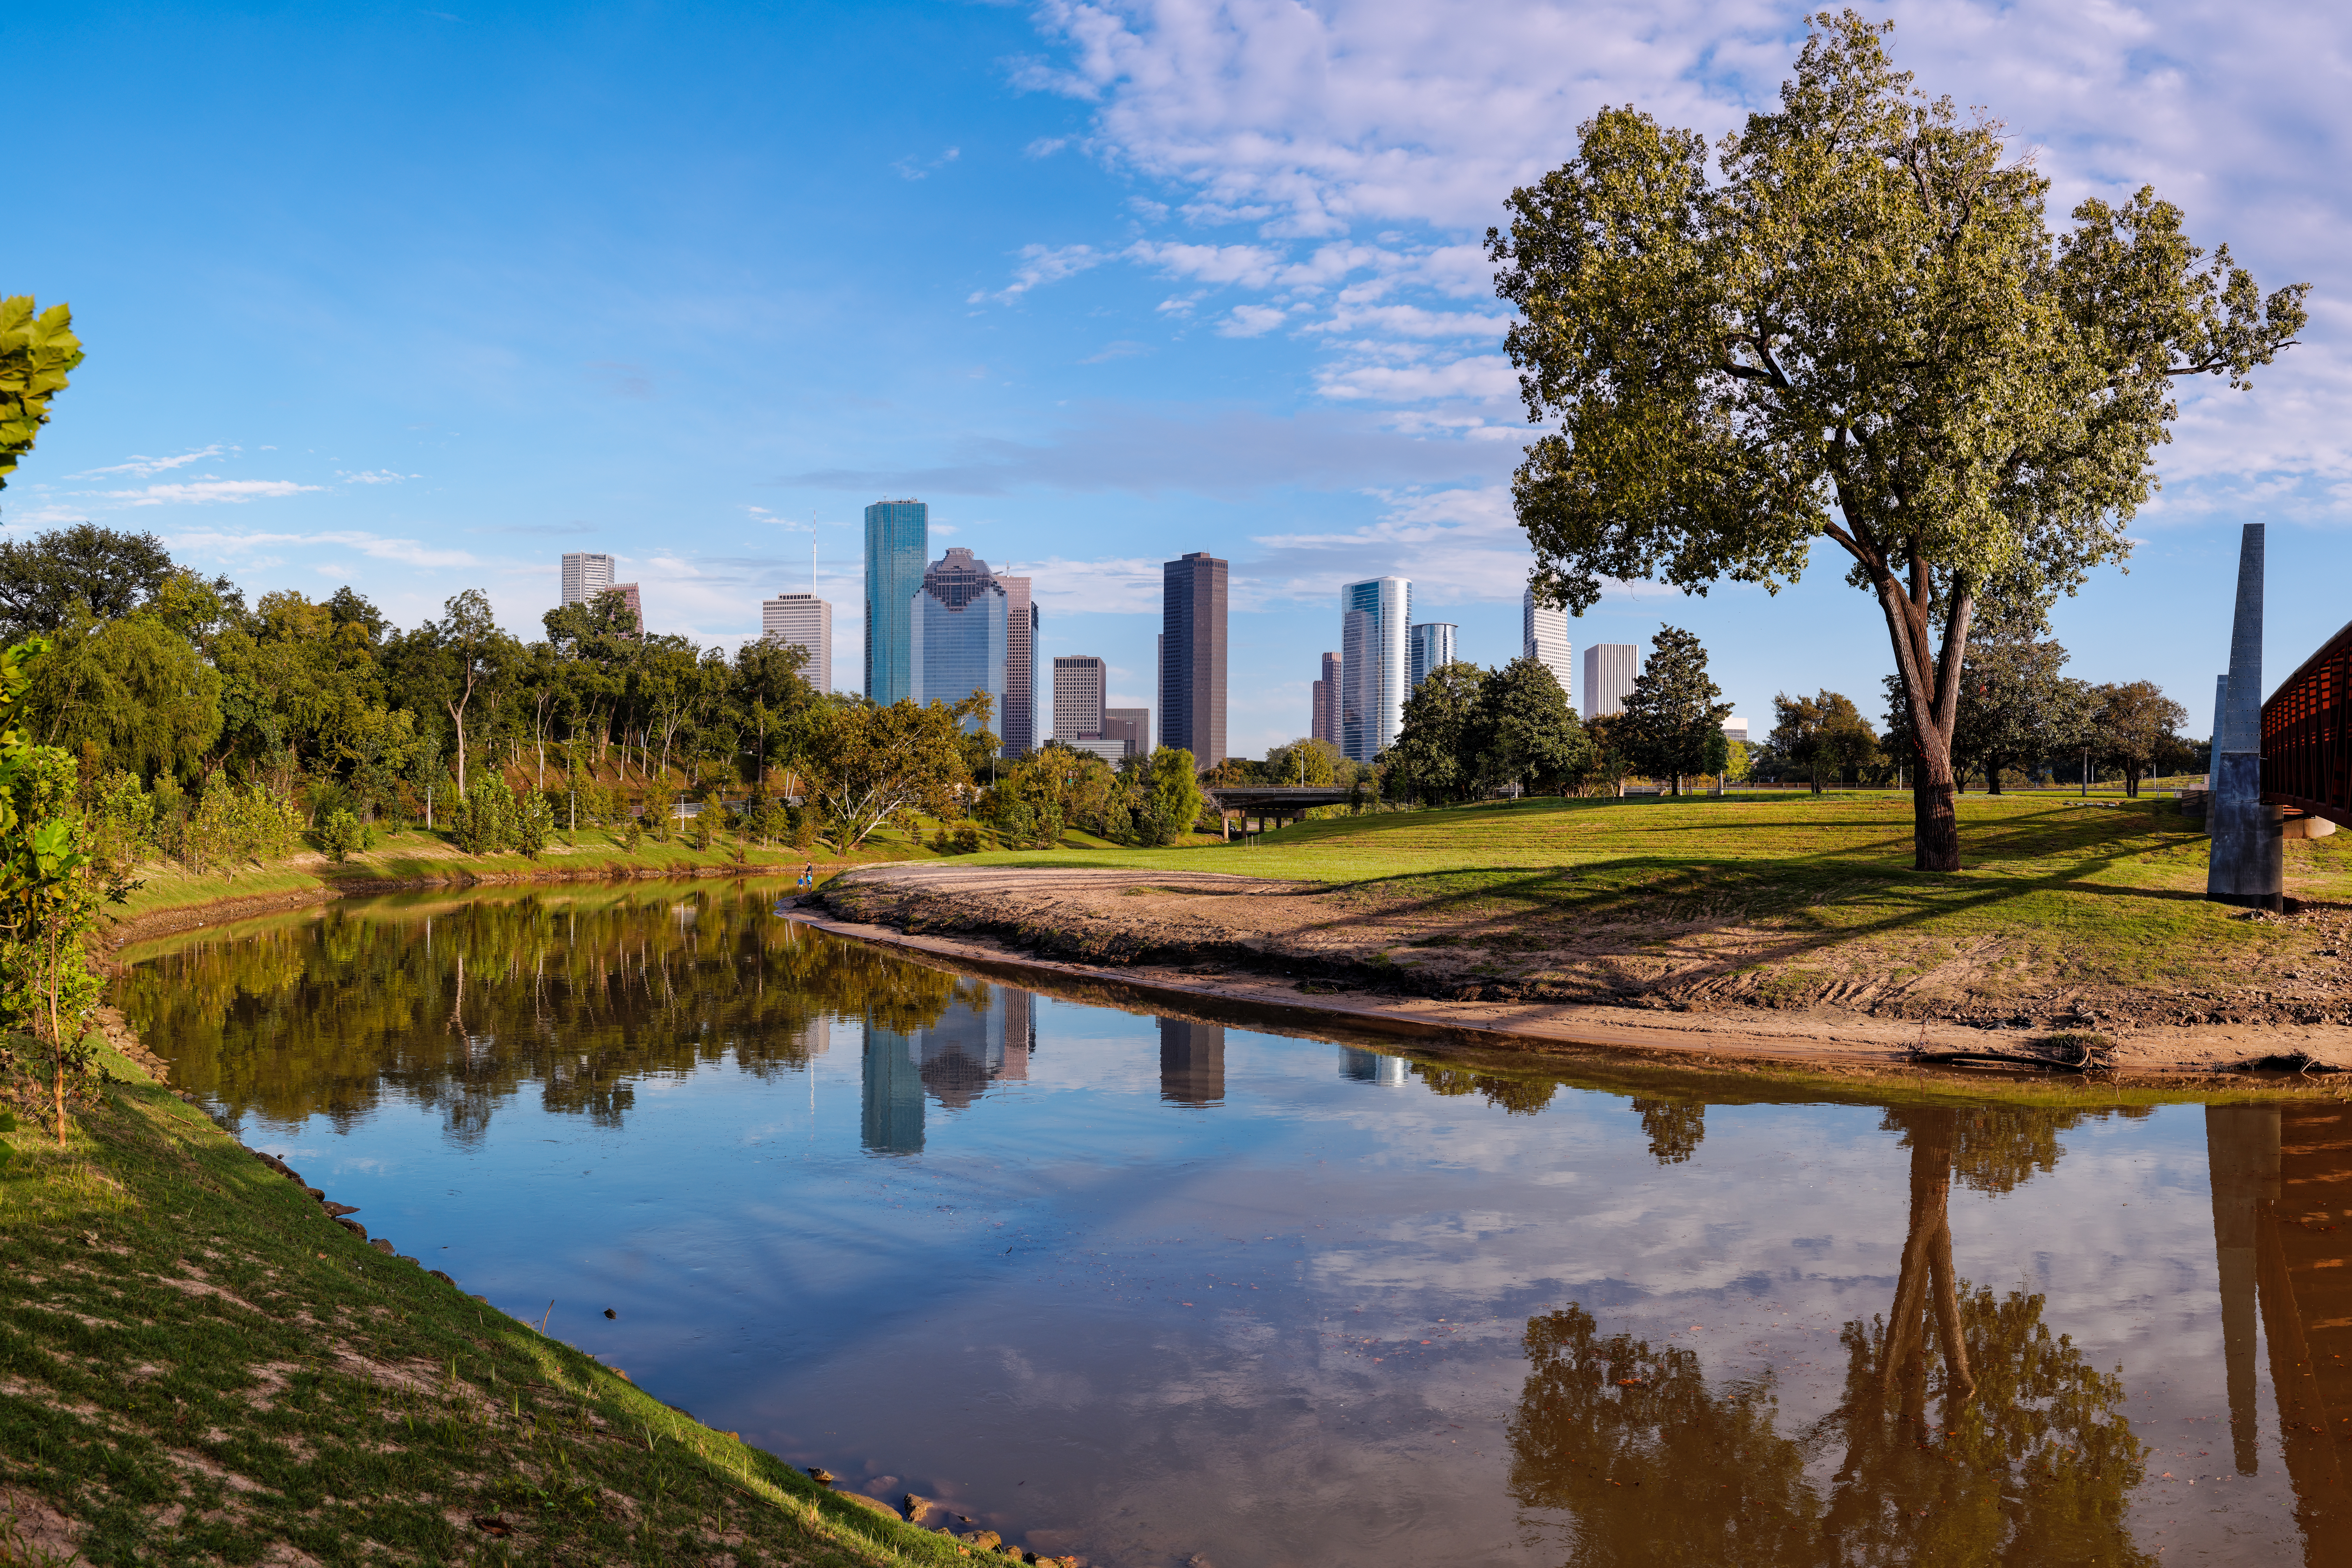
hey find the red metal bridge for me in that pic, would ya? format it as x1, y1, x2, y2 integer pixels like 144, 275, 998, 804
2264, 619, 2352, 829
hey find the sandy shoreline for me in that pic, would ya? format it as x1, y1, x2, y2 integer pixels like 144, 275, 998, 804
803, 865, 2352, 1081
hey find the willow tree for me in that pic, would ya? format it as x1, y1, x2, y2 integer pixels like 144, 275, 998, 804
1489, 12, 2305, 868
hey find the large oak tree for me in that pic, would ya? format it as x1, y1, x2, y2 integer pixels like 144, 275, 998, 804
1489, 12, 2304, 868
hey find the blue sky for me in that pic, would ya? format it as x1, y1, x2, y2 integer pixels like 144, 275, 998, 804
11, 1, 2349, 756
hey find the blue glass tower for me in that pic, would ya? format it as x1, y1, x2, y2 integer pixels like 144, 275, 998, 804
910, 547, 1009, 736
864, 499, 929, 703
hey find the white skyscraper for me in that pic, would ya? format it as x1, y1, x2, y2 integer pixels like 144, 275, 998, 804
561, 552, 615, 607
1522, 589, 1574, 709
1408, 623, 1457, 693
1583, 643, 1639, 719
1340, 576, 1411, 765
762, 593, 833, 692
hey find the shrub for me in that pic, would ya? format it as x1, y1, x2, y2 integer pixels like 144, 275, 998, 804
514, 790, 555, 859
453, 776, 519, 855
790, 805, 818, 853
622, 816, 643, 851
317, 809, 365, 863
953, 823, 981, 854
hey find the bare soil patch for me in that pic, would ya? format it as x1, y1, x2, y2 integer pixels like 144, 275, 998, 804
817, 863, 2352, 1076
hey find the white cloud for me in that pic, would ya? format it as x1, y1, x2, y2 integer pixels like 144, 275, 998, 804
1217, 304, 1289, 338
999, 554, 1166, 615
1022, 0, 2352, 485
893, 146, 962, 180
973, 242, 1107, 303
69, 445, 231, 479
166, 529, 480, 568
1124, 240, 1287, 289
1316, 353, 1517, 404
103, 479, 323, 506
1302, 304, 1510, 339
338, 469, 414, 485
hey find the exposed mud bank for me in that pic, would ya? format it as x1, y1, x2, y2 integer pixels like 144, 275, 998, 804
814, 864, 2352, 1081
99, 859, 798, 956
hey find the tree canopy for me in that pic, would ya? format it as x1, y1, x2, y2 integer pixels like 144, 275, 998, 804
1489, 11, 2305, 868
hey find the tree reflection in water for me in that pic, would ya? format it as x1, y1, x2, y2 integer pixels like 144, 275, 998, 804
114, 888, 970, 1138
1508, 1105, 2151, 1567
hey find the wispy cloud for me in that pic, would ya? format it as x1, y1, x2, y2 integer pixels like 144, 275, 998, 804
70, 445, 230, 480
971, 243, 1105, 304
103, 479, 323, 506
893, 146, 963, 180
167, 529, 479, 568
338, 469, 416, 485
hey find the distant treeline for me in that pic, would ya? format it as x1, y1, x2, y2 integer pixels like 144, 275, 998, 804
0, 523, 1227, 868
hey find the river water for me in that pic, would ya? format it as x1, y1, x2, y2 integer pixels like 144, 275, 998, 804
116, 881, 2348, 1567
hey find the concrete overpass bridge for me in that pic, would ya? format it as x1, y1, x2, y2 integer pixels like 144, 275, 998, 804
1202, 784, 1353, 837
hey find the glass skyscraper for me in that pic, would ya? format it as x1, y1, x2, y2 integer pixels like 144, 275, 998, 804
1340, 576, 1410, 764
910, 547, 1009, 737
1407, 621, 1457, 693
864, 499, 929, 703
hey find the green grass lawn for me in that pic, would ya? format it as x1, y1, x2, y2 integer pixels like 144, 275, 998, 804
946, 792, 2352, 1013
0, 1040, 988, 1566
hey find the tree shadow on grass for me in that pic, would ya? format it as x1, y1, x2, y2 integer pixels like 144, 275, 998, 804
1287, 807, 2221, 996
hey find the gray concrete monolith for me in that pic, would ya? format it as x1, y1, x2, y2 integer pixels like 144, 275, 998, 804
2207, 524, 2283, 909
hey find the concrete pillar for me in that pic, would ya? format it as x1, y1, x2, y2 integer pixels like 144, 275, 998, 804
2208, 523, 2284, 910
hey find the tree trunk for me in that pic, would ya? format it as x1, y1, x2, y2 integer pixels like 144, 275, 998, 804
1874, 577, 1969, 873
1986, 760, 2003, 796
1810, 765, 1822, 796
447, 700, 469, 794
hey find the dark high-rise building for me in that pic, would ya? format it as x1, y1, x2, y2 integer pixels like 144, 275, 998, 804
864, 499, 929, 703
1160, 552, 1227, 767
1002, 574, 1037, 758
1312, 651, 1340, 747
1158, 1018, 1226, 1106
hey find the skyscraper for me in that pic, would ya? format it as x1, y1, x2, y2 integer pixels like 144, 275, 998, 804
1002, 574, 1037, 757
1161, 552, 1227, 767
1340, 577, 1410, 765
1583, 643, 1638, 718
612, 583, 642, 633
1052, 655, 1107, 742
864, 499, 929, 703
910, 547, 1008, 740
1103, 707, 1148, 756
1408, 622, 1457, 693
1312, 651, 1340, 747
1523, 590, 1575, 708
561, 552, 614, 607
762, 593, 833, 692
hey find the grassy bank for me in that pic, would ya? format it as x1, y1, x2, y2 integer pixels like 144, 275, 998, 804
948, 791, 2352, 1017
0, 1036, 1002, 1566
101, 825, 908, 937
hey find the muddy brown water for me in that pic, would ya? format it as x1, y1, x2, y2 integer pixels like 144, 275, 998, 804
115, 881, 2349, 1566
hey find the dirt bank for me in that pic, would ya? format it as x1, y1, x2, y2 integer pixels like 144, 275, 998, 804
814, 863, 2352, 1078
99, 856, 817, 955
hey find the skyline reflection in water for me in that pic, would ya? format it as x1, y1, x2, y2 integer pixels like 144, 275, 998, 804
116, 884, 2352, 1567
